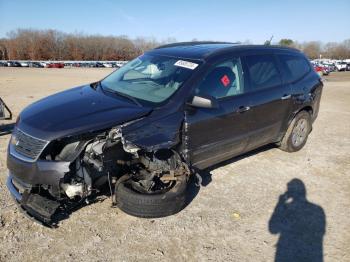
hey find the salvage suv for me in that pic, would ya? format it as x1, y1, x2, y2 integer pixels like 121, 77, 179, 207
6, 42, 323, 226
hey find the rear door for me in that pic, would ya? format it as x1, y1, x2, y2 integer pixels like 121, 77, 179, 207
185, 57, 254, 169
241, 54, 292, 151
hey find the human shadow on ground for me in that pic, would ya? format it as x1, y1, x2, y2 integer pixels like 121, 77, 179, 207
269, 179, 326, 262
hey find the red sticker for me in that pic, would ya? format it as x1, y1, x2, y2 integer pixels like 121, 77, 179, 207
221, 75, 230, 87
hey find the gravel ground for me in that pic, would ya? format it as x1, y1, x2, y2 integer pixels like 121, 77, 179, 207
0, 68, 349, 262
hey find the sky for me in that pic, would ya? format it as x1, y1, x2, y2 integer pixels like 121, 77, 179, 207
0, 0, 349, 44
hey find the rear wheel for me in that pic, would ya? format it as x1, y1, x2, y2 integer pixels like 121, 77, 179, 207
279, 111, 312, 152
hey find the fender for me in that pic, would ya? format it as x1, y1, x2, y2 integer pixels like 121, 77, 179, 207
290, 80, 323, 122
121, 111, 184, 152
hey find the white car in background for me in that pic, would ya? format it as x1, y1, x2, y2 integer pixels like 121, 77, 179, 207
102, 62, 113, 68
335, 62, 347, 71
19, 61, 29, 67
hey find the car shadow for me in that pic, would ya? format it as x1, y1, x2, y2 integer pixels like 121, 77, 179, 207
185, 144, 276, 208
0, 122, 15, 136
269, 179, 326, 262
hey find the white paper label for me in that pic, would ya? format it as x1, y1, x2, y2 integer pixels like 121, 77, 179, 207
174, 60, 198, 70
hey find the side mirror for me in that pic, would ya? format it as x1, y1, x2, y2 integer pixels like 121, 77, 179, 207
188, 95, 219, 109
0, 98, 12, 120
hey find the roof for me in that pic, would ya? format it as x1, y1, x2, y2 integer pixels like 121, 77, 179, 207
147, 42, 301, 61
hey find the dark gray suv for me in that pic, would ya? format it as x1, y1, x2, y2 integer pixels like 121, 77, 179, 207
6, 42, 322, 226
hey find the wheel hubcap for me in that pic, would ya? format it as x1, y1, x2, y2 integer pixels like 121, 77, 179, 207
292, 118, 308, 147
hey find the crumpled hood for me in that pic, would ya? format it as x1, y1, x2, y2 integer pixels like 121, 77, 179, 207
18, 85, 151, 141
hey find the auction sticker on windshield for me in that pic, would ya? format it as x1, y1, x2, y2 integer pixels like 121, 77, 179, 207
174, 60, 199, 70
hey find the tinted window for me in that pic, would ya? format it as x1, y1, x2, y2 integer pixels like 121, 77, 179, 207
195, 58, 244, 99
245, 55, 282, 90
279, 54, 310, 82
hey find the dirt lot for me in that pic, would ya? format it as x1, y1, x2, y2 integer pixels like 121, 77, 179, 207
0, 68, 349, 262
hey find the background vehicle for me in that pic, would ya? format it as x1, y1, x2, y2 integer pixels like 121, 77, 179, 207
111, 63, 120, 69
28, 62, 44, 68
102, 62, 113, 68
314, 65, 328, 76
323, 62, 336, 72
72, 62, 81, 67
19, 61, 29, 67
7, 61, 22, 67
47, 62, 64, 68
89, 62, 105, 68
6, 43, 322, 226
335, 62, 347, 71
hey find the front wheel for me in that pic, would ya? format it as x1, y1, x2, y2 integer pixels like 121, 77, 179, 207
279, 111, 312, 152
115, 175, 188, 218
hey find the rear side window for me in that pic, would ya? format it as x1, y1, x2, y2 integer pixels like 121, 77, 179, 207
245, 55, 282, 91
278, 54, 310, 83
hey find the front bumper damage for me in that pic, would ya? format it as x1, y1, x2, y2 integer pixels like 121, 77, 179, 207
6, 174, 62, 226
6, 151, 85, 227
6, 171, 94, 227
6, 112, 189, 226
7, 145, 70, 186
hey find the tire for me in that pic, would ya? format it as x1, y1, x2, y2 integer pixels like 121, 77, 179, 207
115, 176, 188, 218
279, 111, 312, 152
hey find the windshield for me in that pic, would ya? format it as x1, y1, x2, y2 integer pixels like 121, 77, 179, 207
101, 54, 200, 105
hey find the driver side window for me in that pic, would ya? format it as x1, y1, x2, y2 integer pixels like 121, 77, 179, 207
195, 58, 244, 99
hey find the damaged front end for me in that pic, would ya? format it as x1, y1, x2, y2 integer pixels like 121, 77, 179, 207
7, 121, 190, 226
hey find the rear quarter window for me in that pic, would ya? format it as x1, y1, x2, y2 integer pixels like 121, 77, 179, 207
278, 54, 311, 83
244, 54, 282, 91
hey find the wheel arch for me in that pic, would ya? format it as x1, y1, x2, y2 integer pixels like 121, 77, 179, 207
278, 105, 314, 144
296, 106, 313, 117
286, 105, 313, 129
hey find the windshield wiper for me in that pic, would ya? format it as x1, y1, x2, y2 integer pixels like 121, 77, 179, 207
106, 89, 142, 107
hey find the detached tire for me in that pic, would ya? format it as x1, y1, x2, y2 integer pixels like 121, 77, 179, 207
115, 176, 188, 218
279, 111, 312, 152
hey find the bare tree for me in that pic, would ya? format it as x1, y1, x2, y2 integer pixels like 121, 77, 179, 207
301, 41, 322, 59
324, 40, 350, 59
1, 28, 348, 61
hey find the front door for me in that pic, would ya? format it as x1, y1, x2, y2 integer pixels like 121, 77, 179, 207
185, 57, 253, 169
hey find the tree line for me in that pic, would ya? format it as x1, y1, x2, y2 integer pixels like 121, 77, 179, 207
277, 38, 350, 59
0, 29, 175, 61
0, 29, 349, 61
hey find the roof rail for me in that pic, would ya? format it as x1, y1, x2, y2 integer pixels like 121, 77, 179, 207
155, 41, 236, 49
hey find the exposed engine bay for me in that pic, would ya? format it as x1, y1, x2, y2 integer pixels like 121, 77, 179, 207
13, 127, 190, 226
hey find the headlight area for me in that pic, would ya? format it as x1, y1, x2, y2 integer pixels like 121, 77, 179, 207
35, 132, 117, 200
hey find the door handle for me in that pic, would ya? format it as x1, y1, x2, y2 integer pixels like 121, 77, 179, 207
281, 94, 291, 100
236, 106, 250, 113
